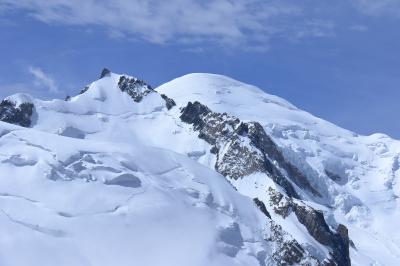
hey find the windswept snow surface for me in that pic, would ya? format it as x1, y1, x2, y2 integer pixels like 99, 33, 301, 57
0, 71, 399, 265
0, 121, 270, 266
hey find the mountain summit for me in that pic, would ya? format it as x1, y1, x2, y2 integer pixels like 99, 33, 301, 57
0, 70, 398, 266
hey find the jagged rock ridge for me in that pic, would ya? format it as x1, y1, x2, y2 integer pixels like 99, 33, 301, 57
180, 100, 351, 265
180, 101, 320, 198
117, 75, 154, 102
268, 188, 351, 266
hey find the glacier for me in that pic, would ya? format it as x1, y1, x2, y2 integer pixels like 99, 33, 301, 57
0, 69, 399, 265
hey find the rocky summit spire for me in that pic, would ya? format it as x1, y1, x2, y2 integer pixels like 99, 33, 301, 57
100, 68, 111, 79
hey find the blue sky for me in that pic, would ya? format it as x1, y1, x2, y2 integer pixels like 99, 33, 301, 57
0, 0, 399, 138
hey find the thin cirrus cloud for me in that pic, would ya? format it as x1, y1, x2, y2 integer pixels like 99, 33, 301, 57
0, 0, 340, 50
1, 0, 399, 49
352, 0, 400, 17
28, 66, 59, 94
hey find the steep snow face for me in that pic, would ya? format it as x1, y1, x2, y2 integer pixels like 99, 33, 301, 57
0, 121, 270, 266
157, 73, 400, 265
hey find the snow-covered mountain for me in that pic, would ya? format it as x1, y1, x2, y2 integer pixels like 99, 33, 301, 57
0, 69, 399, 266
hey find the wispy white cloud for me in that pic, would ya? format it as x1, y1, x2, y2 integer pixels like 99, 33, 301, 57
293, 19, 336, 39
0, 0, 336, 50
28, 66, 59, 93
352, 0, 400, 17
1, 0, 398, 51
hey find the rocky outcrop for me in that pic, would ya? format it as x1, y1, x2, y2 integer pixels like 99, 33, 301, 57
78, 70, 177, 110
100, 68, 111, 79
180, 101, 320, 198
254, 198, 272, 219
118, 75, 154, 102
117, 76, 177, 110
267, 221, 320, 265
160, 94, 176, 110
0, 100, 34, 127
268, 188, 351, 266
79, 85, 90, 95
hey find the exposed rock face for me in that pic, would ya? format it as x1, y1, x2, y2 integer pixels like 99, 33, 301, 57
117, 76, 176, 109
267, 221, 319, 265
180, 101, 320, 198
100, 68, 111, 79
118, 75, 154, 102
254, 198, 271, 219
160, 94, 176, 110
268, 188, 351, 266
79, 85, 90, 95
334, 225, 352, 265
0, 100, 34, 127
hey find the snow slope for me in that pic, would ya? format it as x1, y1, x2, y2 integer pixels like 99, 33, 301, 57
0, 121, 271, 266
0, 70, 399, 265
158, 73, 400, 265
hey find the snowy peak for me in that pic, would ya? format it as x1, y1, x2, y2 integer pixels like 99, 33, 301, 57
0, 70, 175, 128
76, 70, 154, 103
0, 70, 399, 265
156, 73, 356, 139
0, 93, 35, 127
74, 70, 173, 110
71, 72, 176, 116
157, 73, 298, 114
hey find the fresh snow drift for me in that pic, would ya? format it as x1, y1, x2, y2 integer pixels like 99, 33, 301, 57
0, 70, 398, 265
